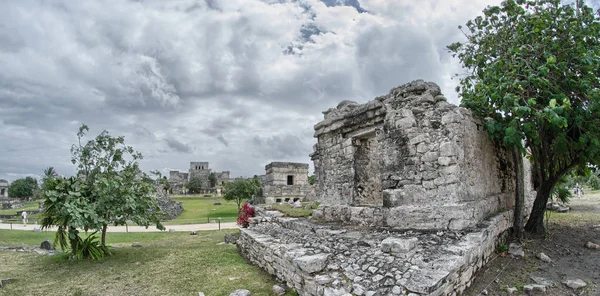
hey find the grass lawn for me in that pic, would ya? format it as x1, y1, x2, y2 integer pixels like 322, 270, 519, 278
166, 195, 240, 225
0, 229, 296, 296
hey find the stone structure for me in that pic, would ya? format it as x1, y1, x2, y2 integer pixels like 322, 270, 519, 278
0, 179, 7, 198
155, 186, 184, 220
310, 80, 534, 230
262, 162, 314, 204
238, 80, 536, 296
169, 162, 231, 194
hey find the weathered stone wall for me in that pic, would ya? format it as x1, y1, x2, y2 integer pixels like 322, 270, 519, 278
311, 80, 533, 230
238, 212, 514, 296
155, 186, 183, 220
216, 171, 231, 185
263, 162, 314, 203
0, 179, 8, 198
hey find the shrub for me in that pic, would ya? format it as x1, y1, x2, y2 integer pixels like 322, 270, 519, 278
237, 202, 255, 228
588, 174, 600, 190
73, 233, 111, 260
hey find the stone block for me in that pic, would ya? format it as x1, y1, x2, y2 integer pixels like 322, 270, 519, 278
293, 253, 330, 273
381, 237, 418, 254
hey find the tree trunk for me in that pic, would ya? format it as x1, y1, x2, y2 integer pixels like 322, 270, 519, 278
101, 224, 107, 247
524, 183, 552, 235
512, 148, 524, 242
69, 227, 78, 257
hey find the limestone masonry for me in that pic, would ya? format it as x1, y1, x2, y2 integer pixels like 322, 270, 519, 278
0, 179, 7, 198
262, 162, 315, 204
309, 80, 535, 230
238, 80, 536, 296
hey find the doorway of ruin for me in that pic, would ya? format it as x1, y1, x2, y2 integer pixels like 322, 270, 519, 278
352, 131, 383, 206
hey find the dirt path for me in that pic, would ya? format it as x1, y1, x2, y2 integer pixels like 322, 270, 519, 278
466, 193, 600, 296
0, 222, 239, 232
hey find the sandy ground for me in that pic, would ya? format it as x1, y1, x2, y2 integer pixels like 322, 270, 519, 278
0, 221, 239, 232
466, 193, 600, 296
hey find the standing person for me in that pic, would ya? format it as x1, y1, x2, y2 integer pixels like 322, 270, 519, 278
21, 211, 27, 226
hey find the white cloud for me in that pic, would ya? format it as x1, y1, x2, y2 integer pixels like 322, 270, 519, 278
0, 0, 505, 181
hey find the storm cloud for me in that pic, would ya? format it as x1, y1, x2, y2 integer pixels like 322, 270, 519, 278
4, 0, 584, 181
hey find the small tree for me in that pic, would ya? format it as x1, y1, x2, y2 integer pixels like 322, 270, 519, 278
223, 178, 260, 210
42, 124, 165, 255
308, 175, 316, 185
186, 176, 204, 194
7, 177, 38, 199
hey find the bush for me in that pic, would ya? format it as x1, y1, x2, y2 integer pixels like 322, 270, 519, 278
237, 202, 255, 228
588, 174, 600, 190
73, 233, 111, 260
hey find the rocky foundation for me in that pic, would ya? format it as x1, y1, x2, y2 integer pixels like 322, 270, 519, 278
238, 212, 512, 296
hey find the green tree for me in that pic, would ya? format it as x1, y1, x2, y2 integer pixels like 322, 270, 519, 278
223, 178, 260, 210
308, 175, 316, 185
448, 0, 600, 234
7, 177, 38, 199
70, 124, 165, 246
186, 176, 204, 194
209, 172, 217, 188
41, 124, 165, 255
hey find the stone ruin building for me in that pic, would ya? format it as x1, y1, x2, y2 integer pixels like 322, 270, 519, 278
0, 179, 7, 198
261, 162, 315, 204
155, 185, 184, 220
237, 80, 536, 296
169, 161, 231, 194
0, 179, 25, 210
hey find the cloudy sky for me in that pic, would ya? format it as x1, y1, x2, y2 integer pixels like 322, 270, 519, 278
0, 0, 592, 182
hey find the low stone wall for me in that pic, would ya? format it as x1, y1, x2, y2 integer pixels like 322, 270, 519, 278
313, 193, 509, 230
1, 199, 24, 210
238, 211, 513, 296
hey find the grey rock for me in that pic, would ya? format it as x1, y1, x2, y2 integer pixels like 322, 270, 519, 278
293, 201, 303, 208
40, 240, 54, 250
508, 243, 524, 258
324, 287, 349, 296
507, 287, 518, 294
33, 228, 41, 232
315, 275, 332, 285
190, 231, 197, 235
531, 276, 554, 287
214, 202, 222, 205
0, 278, 14, 288
524, 284, 546, 294
272, 285, 285, 295
585, 241, 599, 249
131, 242, 142, 248
563, 279, 587, 289
198, 293, 205, 296
536, 252, 552, 263
225, 233, 239, 244
381, 237, 418, 254
352, 284, 366, 295
229, 289, 251, 296
293, 253, 330, 273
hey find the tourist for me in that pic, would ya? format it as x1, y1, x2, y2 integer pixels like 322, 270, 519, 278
21, 211, 27, 226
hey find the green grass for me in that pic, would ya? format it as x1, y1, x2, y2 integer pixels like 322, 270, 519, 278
271, 204, 313, 218
0, 229, 294, 296
165, 195, 240, 225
